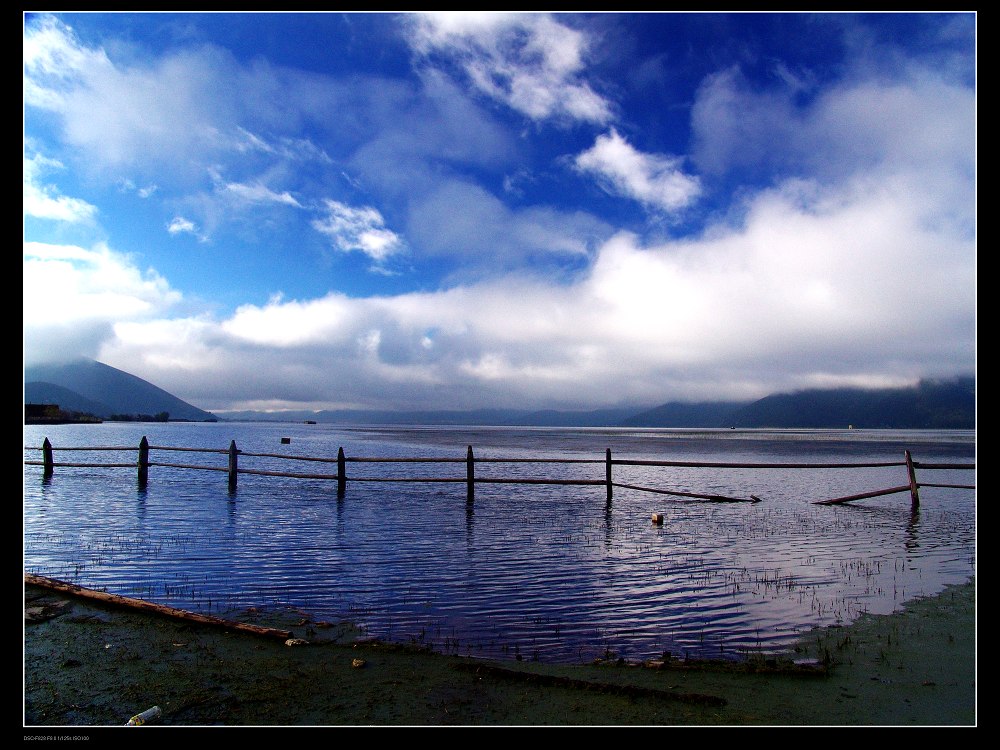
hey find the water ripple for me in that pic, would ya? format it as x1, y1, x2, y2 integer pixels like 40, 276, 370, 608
24, 423, 975, 663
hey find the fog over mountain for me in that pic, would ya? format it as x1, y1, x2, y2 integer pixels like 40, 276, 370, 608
24, 359, 973, 429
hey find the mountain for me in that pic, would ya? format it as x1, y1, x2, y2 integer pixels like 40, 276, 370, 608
23, 381, 113, 417
216, 378, 976, 430
622, 401, 749, 428
215, 377, 975, 429
215, 406, 638, 427
729, 377, 975, 429
521, 407, 641, 427
625, 377, 975, 429
24, 359, 217, 422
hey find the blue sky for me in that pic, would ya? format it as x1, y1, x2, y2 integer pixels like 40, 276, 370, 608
23, 12, 976, 413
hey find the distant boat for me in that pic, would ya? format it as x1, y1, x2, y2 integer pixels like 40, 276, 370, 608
304, 420, 317, 424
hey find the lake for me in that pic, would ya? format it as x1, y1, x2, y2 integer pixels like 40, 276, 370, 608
23, 422, 976, 664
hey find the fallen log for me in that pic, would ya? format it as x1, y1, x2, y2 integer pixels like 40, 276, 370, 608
24, 573, 292, 641
451, 662, 727, 706
646, 656, 828, 676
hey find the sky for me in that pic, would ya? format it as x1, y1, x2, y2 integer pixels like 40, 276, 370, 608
23, 12, 976, 414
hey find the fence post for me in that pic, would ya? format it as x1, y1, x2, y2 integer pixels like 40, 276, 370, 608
606, 448, 613, 503
228, 440, 238, 492
337, 447, 346, 498
466, 445, 475, 504
137, 436, 149, 488
904, 449, 920, 509
42, 438, 53, 478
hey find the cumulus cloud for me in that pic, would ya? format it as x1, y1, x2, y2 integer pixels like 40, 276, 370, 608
91, 167, 973, 411
23, 14, 974, 412
23, 241, 182, 365
221, 292, 359, 347
311, 200, 405, 263
407, 12, 613, 124
574, 129, 701, 213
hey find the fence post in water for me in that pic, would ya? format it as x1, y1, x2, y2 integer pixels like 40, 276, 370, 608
137, 436, 149, 488
337, 447, 346, 498
904, 449, 920, 509
467, 445, 475, 504
228, 440, 238, 492
42, 438, 53, 478
606, 448, 613, 503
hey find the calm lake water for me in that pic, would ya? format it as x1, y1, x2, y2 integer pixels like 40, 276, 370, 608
23, 422, 976, 663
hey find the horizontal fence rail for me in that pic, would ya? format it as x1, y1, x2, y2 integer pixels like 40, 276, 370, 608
610, 459, 907, 469
24, 437, 975, 510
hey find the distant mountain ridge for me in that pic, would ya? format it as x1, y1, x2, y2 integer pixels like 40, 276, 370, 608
621, 401, 748, 428
23, 381, 112, 418
728, 377, 976, 429
24, 359, 974, 429
219, 377, 974, 429
215, 406, 640, 427
25, 359, 217, 422
623, 377, 975, 430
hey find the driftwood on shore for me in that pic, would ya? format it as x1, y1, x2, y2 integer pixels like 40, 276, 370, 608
24, 573, 293, 641
451, 662, 727, 706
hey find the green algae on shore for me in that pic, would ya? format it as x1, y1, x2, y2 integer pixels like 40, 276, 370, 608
24, 578, 975, 727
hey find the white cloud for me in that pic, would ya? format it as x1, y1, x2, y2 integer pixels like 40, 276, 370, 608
574, 129, 701, 213
347, 69, 517, 192
236, 127, 333, 164
311, 199, 404, 263
88, 167, 973, 411
405, 179, 607, 266
222, 181, 301, 207
23, 241, 181, 364
408, 12, 613, 124
117, 178, 158, 198
690, 64, 975, 186
235, 127, 277, 155
167, 216, 198, 236
22, 15, 974, 411
221, 293, 358, 347
23, 16, 242, 176
23, 181, 98, 223
22, 15, 364, 188
23, 15, 112, 105
23, 151, 97, 222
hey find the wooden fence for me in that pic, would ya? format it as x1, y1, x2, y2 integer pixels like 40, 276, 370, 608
24, 437, 975, 509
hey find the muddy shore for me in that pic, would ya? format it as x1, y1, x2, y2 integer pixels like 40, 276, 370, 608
24, 577, 975, 728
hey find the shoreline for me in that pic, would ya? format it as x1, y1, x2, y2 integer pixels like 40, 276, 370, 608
24, 576, 975, 727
